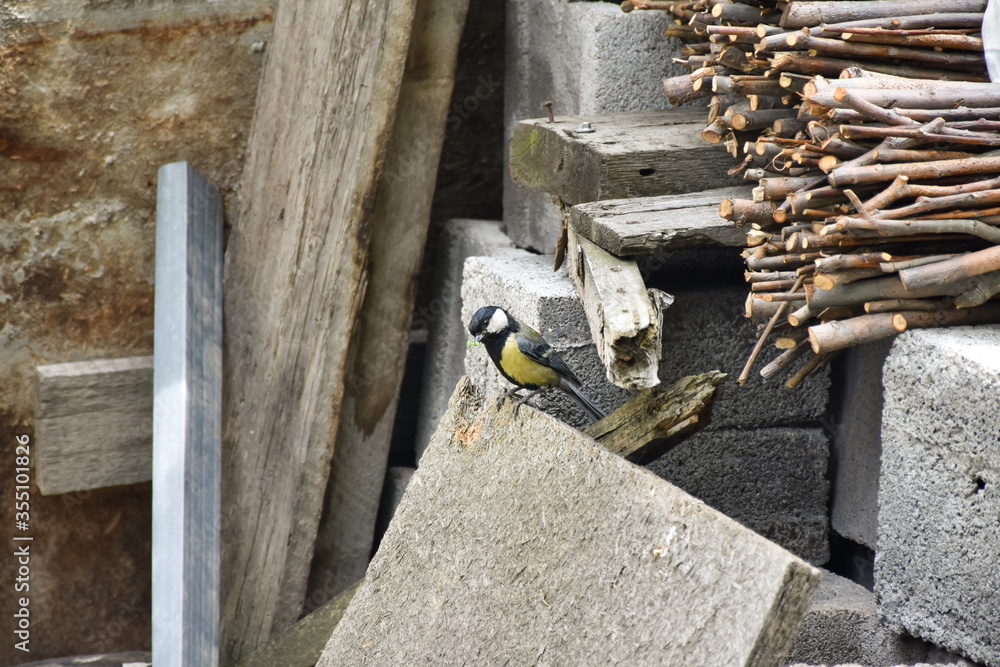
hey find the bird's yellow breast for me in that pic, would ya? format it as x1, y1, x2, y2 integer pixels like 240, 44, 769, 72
500, 334, 560, 388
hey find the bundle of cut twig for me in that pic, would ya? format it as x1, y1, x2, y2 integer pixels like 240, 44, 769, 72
627, 0, 1000, 387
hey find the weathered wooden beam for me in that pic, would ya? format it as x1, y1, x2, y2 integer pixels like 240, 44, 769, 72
236, 580, 362, 667
565, 227, 670, 390
585, 371, 725, 464
308, 0, 470, 608
570, 186, 752, 256
509, 110, 743, 206
35, 356, 153, 495
152, 161, 224, 667
219, 1, 416, 661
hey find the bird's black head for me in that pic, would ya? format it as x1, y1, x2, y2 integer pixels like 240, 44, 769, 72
469, 305, 516, 342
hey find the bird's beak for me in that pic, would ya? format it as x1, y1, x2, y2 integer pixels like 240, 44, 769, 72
474, 333, 484, 343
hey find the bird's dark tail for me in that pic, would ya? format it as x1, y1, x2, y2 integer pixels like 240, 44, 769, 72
558, 379, 606, 423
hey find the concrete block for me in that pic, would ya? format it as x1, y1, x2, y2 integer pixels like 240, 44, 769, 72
318, 378, 822, 667
374, 466, 415, 544
877, 326, 1000, 667
787, 569, 942, 667
504, 0, 686, 252
828, 340, 894, 550
414, 219, 520, 459
648, 427, 830, 564
657, 284, 830, 430
461, 253, 632, 428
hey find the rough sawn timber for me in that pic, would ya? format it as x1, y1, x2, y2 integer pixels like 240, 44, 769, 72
219, 1, 416, 662
509, 110, 743, 206
570, 186, 752, 256
308, 0, 470, 607
566, 226, 668, 390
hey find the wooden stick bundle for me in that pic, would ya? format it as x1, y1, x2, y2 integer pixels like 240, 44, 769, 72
637, 0, 1000, 385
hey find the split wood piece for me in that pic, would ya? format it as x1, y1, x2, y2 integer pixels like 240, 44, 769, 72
877, 189, 1000, 220
901, 302, 1000, 328
864, 174, 1000, 211
840, 32, 983, 52
712, 76, 786, 96
566, 227, 666, 390
730, 108, 796, 131
898, 245, 1000, 291
829, 107, 1000, 124
833, 218, 1000, 245
785, 351, 834, 389
810, 86, 1000, 111
510, 109, 742, 206
760, 338, 811, 380
153, 162, 225, 667
219, 1, 416, 661
875, 149, 978, 163
837, 125, 1000, 147
768, 52, 974, 82
865, 298, 952, 313
807, 270, 1000, 310
953, 271, 1000, 307
739, 275, 806, 384
815, 253, 887, 272
663, 74, 713, 107
813, 267, 883, 290
775, 35, 987, 71
584, 371, 726, 463
235, 580, 362, 667
819, 12, 988, 32
880, 254, 962, 273
570, 186, 752, 255
747, 294, 807, 321
35, 356, 153, 496
808, 312, 907, 353
721, 197, 778, 227
780, 0, 987, 29
830, 156, 1000, 188
309, 0, 470, 608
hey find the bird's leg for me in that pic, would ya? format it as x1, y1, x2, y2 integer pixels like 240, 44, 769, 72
512, 388, 547, 416
497, 386, 523, 411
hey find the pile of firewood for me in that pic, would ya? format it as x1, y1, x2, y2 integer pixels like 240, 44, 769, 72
626, 0, 1000, 386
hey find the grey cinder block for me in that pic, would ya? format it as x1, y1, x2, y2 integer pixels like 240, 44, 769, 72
414, 219, 519, 459
648, 427, 830, 565
318, 378, 822, 667
829, 339, 894, 550
877, 327, 1000, 667
504, 0, 686, 252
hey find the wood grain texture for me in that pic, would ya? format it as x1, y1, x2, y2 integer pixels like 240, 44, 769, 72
509, 110, 743, 206
308, 0, 470, 606
219, 1, 416, 662
35, 356, 153, 495
566, 227, 665, 390
570, 186, 753, 256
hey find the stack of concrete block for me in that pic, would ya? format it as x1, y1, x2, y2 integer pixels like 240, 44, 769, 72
877, 327, 1000, 667
505, 0, 685, 252
828, 340, 895, 552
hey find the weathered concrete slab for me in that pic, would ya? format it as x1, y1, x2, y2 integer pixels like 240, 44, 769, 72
828, 340, 894, 550
414, 219, 519, 459
318, 378, 821, 667
504, 0, 688, 252
648, 427, 830, 565
461, 253, 631, 428
877, 327, 1000, 667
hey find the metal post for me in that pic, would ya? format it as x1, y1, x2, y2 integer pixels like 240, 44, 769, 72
152, 162, 223, 667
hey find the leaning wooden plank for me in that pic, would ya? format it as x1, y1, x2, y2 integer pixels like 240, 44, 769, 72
308, 0, 470, 608
35, 356, 153, 495
509, 110, 743, 206
317, 377, 822, 666
219, 1, 416, 662
152, 161, 224, 667
566, 226, 668, 390
570, 186, 753, 256
236, 580, 362, 667
585, 371, 726, 464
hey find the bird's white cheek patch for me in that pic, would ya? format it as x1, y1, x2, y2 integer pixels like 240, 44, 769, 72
487, 308, 509, 334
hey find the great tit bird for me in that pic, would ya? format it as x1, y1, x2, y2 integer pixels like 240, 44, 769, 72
468, 305, 606, 423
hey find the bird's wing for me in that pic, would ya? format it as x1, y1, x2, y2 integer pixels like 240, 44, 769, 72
516, 331, 582, 386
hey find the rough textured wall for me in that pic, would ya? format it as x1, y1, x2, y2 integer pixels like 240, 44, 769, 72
0, 1, 272, 662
